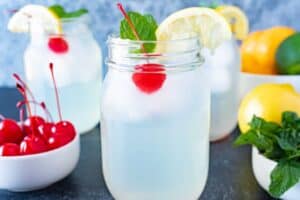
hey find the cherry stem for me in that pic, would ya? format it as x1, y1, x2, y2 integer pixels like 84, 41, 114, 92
49, 63, 63, 121
19, 108, 24, 127
13, 73, 37, 115
13, 73, 36, 102
41, 102, 54, 122
16, 83, 32, 117
117, 3, 146, 53
17, 100, 54, 122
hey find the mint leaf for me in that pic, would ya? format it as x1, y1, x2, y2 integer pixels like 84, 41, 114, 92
48, 5, 65, 17
248, 116, 280, 136
199, 1, 219, 9
49, 4, 88, 19
282, 111, 300, 129
234, 111, 300, 196
234, 116, 280, 157
120, 12, 157, 53
269, 160, 300, 198
276, 112, 300, 152
234, 129, 273, 151
276, 132, 299, 152
144, 14, 158, 30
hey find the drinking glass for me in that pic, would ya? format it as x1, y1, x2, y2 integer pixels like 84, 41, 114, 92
24, 16, 102, 134
202, 38, 240, 141
101, 35, 210, 200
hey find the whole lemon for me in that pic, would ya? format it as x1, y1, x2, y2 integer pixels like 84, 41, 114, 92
238, 83, 300, 133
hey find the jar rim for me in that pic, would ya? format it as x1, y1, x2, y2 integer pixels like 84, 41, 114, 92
107, 34, 201, 46
106, 34, 204, 72
28, 15, 91, 38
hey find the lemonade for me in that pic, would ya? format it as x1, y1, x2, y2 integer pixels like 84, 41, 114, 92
102, 36, 209, 199
101, 4, 231, 199
8, 5, 102, 133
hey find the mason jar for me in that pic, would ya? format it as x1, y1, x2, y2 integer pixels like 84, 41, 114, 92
202, 38, 240, 141
24, 16, 102, 134
101, 36, 210, 200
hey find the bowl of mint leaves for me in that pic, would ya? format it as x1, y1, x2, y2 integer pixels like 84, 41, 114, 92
234, 111, 300, 199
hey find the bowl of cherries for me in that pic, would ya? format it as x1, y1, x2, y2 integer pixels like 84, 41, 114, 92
0, 63, 79, 192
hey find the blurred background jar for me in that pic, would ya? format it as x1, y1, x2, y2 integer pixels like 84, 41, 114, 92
23, 15, 102, 134
202, 38, 240, 141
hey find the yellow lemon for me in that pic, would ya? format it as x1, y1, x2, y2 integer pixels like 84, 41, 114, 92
216, 5, 249, 40
8, 4, 62, 34
156, 7, 232, 50
238, 83, 300, 133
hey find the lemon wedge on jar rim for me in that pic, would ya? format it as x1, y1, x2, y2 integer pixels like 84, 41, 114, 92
215, 5, 249, 40
156, 7, 232, 50
8, 4, 62, 34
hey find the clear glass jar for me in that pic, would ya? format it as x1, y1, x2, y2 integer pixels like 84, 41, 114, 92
202, 38, 240, 141
24, 16, 102, 134
101, 36, 210, 200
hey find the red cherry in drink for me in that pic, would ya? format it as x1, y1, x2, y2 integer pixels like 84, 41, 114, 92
132, 63, 166, 94
38, 122, 55, 141
0, 119, 23, 145
20, 135, 49, 155
0, 143, 20, 156
23, 116, 45, 136
48, 121, 76, 149
48, 36, 69, 53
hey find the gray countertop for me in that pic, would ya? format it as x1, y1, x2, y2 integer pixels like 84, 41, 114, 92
0, 88, 274, 200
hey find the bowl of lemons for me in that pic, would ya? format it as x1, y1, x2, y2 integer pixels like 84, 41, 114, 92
239, 27, 300, 100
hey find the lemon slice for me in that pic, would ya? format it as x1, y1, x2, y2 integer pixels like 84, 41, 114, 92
8, 4, 62, 34
156, 7, 232, 49
216, 5, 249, 40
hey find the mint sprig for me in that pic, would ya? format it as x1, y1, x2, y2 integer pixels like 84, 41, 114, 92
120, 11, 158, 53
269, 160, 300, 197
199, 1, 219, 9
49, 4, 88, 19
234, 111, 300, 198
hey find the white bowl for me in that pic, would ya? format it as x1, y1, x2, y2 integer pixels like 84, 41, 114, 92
252, 147, 300, 200
240, 72, 300, 100
0, 133, 80, 192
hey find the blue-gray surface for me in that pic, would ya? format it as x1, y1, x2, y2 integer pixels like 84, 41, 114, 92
0, 0, 298, 86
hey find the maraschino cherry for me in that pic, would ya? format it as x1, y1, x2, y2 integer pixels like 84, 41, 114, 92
20, 135, 48, 155
132, 64, 166, 94
38, 122, 55, 141
48, 36, 69, 53
23, 116, 45, 136
0, 116, 23, 145
48, 121, 76, 149
117, 3, 166, 94
0, 143, 20, 156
